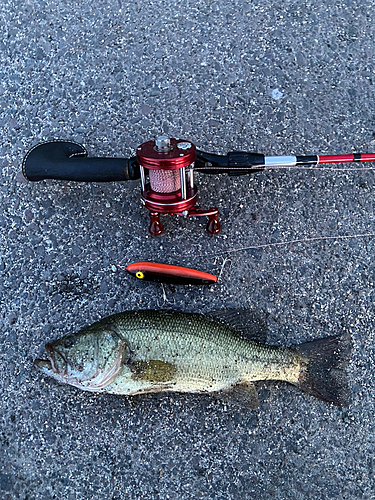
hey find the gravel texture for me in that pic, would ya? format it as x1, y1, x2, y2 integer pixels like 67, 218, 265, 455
1, 0, 375, 498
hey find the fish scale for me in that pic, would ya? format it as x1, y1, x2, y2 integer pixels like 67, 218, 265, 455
95, 310, 301, 394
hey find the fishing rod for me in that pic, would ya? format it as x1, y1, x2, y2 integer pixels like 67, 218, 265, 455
22, 137, 375, 236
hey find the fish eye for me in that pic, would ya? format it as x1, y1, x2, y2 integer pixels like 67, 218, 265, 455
64, 335, 77, 348
136, 271, 144, 279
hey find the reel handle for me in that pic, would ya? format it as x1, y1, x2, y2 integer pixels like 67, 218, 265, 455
22, 141, 140, 182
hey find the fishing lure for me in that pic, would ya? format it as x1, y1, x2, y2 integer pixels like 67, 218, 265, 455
126, 262, 217, 285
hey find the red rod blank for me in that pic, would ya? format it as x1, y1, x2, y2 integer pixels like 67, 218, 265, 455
318, 153, 375, 164
360, 153, 375, 162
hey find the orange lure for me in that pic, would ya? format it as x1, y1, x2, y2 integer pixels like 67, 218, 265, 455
126, 262, 217, 285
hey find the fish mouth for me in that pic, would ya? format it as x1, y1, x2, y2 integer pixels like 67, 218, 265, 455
43, 343, 69, 375
34, 343, 67, 375
35, 344, 83, 388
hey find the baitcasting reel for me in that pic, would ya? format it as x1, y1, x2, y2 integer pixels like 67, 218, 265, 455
136, 136, 220, 236
23, 137, 375, 235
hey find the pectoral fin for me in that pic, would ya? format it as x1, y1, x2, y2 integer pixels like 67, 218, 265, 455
130, 360, 177, 383
216, 382, 259, 410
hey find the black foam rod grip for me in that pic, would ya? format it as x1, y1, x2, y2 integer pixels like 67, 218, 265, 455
22, 141, 141, 182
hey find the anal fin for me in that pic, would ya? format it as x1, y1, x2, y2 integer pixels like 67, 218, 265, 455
215, 382, 259, 410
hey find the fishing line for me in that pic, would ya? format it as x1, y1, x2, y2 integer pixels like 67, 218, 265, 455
266, 166, 375, 171
218, 232, 375, 255
216, 166, 375, 255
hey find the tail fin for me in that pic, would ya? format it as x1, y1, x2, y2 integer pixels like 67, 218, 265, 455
295, 334, 352, 407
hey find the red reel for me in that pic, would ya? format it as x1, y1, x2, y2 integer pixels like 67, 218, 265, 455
136, 136, 221, 236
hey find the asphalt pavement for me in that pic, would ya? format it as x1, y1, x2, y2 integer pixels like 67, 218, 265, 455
1, 0, 375, 498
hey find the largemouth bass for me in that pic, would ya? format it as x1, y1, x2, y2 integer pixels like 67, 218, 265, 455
35, 310, 352, 408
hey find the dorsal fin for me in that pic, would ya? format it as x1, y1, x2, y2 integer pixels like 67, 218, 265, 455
207, 309, 268, 343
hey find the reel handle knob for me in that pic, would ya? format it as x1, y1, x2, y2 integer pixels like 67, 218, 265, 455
206, 212, 221, 234
149, 212, 164, 236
